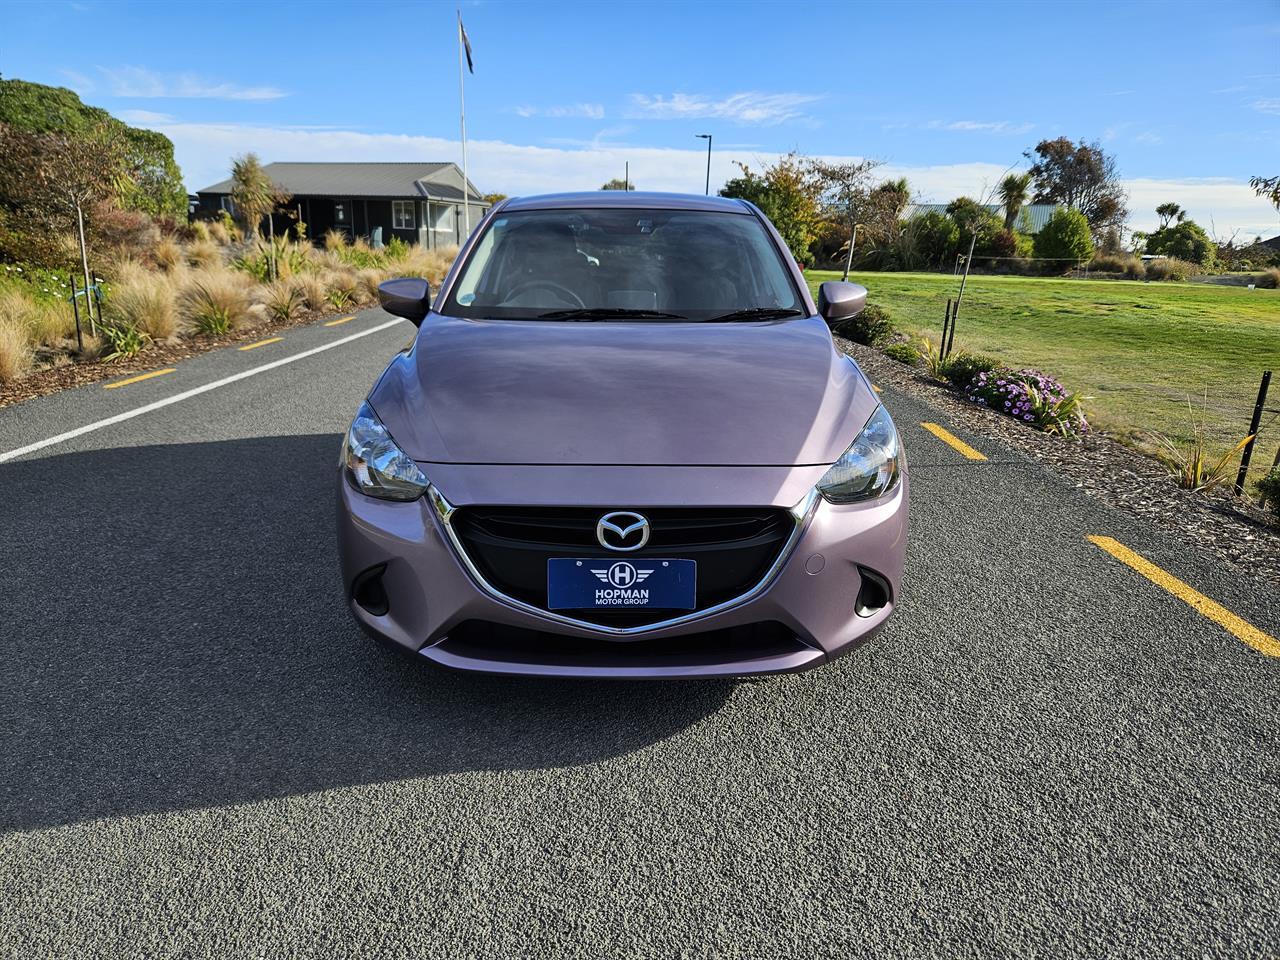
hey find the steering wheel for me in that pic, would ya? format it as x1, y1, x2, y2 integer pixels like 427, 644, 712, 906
502, 280, 586, 309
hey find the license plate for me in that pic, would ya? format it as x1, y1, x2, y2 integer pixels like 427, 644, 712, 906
547, 558, 697, 610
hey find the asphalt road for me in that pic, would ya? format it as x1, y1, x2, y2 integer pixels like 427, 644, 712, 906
1, 308, 1277, 958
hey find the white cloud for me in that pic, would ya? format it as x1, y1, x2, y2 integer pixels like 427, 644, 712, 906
97, 66, 286, 100
926, 120, 1034, 134
515, 103, 605, 120
153, 121, 1280, 238
117, 109, 175, 124
626, 92, 822, 125
1252, 97, 1280, 115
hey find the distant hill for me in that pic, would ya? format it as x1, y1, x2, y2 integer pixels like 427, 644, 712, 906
0, 77, 186, 221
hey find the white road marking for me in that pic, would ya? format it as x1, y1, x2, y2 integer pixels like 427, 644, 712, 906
0, 318, 405, 464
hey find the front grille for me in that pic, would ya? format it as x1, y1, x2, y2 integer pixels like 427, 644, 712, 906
449, 506, 795, 627
438, 619, 811, 669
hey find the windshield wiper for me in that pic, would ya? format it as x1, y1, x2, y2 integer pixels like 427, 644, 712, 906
536, 308, 688, 320
703, 307, 805, 323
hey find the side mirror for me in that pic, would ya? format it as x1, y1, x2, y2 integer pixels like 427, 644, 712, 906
817, 281, 868, 324
377, 277, 432, 325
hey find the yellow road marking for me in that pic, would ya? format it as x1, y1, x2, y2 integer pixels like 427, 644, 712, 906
1087, 535, 1280, 658
324, 316, 356, 327
103, 368, 175, 389
238, 336, 284, 352
920, 422, 987, 461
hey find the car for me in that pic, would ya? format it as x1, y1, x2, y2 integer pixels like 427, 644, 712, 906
336, 191, 908, 678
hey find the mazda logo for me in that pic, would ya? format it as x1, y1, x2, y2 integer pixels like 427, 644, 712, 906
596, 511, 650, 552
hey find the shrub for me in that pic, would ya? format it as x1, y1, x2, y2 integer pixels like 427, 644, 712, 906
967, 368, 1088, 436
910, 211, 960, 268
1144, 258, 1197, 281
1088, 252, 1145, 278
1255, 268, 1280, 289
180, 271, 250, 335
1145, 219, 1216, 266
913, 336, 947, 379
190, 220, 211, 243
187, 239, 221, 269
98, 319, 150, 362
324, 229, 348, 252
941, 352, 1000, 389
393, 244, 460, 285
216, 211, 242, 243
208, 220, 231, 245
831, 303, 894, 346
153, 236, 184, 273
294, 273, 329, 311
0, 315, 31, 381
1257, 468, 1280, 513
385, 235, 410, 259
882, 342, 918, 365
356, 267, 387, 304
1151, 431, 1254, 493
262, 280, 304, 322
1034, 208, 1094, 264
105, 266, 177, 340
0, 287, 72, 345
233, 239, 309, 282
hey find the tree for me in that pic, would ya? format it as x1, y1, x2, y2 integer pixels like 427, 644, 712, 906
1033, 207, 1094, 262
1250, 175, 1280, 211
719, 153, 822, 264
808, 158, 882, 277
482, 192, 508, 204
1155, 202, 1184, 229
229, 153, 288, 241
600, 178, 634, 191
909, 210, 960, 268
1145, 218, 1216, 265
1025, 137, 1127, 233
998, 173, 1032, 231
0, 78, 186, 222
0, 123, 126, 326
945, 197, 1004, 256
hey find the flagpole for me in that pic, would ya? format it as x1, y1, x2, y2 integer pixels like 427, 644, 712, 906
457, 10, 470, 237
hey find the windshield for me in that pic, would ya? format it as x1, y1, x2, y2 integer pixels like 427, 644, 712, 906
441, 208, 804, 321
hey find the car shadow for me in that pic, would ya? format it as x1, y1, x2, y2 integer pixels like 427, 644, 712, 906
0, 435, 734, 833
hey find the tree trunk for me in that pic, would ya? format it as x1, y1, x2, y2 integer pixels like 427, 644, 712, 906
75, 202, 96, 336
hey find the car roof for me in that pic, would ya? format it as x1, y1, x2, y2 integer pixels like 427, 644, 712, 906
499, 191, 753, 214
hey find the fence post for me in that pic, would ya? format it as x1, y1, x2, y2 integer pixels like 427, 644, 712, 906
941, 298, 953, 355
70, 277, 83, 353
1235, 369, 1272, 495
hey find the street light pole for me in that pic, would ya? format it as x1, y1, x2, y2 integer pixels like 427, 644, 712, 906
696, 134, 712, 195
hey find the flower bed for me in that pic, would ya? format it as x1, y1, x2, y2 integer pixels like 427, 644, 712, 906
966, 368, 1088, 437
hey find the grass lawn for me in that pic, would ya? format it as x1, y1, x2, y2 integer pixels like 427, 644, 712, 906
807, 270, 1280, 477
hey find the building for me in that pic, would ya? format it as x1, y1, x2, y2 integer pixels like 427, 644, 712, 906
195, 161, 490, 248
904, 202, 1061, 234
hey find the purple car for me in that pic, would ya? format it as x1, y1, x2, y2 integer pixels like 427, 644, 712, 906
337, 192, 907, 678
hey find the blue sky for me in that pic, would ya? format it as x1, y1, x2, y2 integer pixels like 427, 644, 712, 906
4, 0, 1279, 235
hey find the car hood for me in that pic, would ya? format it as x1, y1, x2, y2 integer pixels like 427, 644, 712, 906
369, 313, 879, 467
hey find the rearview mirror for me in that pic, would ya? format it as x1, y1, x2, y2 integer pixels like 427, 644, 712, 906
817, 281, 868, 324
377, 277, 432, 325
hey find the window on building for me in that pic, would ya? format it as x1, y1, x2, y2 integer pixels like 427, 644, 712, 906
392, 200, 416, 230
430, 202, 456, 235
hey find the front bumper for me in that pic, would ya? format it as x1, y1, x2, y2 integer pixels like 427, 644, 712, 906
336, 463, 908, 678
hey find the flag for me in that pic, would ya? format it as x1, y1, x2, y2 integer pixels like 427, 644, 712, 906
459, 15, 474, 73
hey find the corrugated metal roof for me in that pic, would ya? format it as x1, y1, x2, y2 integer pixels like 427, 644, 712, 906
197, 162, 484, 201
905, 202, 1060, 234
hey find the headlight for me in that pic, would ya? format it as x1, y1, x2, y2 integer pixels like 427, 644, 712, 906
342, 401, 430, 501
816, 405, 901, 503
